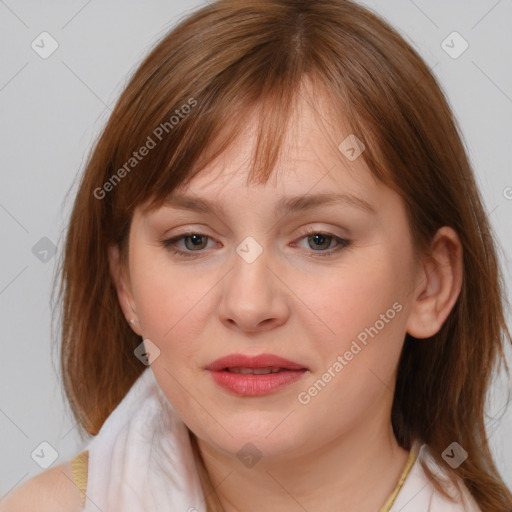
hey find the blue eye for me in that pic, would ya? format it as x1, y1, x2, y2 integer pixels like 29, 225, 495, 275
295, 229, 351, 256
160, 230, 351, 258
161, 233, 214, 257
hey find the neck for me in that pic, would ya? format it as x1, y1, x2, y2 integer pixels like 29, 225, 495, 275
196, 412, 411, 512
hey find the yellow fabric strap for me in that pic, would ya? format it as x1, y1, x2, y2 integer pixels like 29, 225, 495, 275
70, 449, 89, 508
379, 444, 420, 512
68, 444, 418, 511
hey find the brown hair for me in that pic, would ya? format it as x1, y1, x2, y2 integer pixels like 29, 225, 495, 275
55, 0, 512, 510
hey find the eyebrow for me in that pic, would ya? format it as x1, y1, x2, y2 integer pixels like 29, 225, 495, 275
163, 192, 375, 216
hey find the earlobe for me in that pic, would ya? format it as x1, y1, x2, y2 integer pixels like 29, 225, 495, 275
405, 226, 463, 339
108, 244, 142, 336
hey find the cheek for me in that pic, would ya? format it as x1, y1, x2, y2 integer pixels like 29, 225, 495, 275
300, 252, 403, 346
297, 250, 408, 409
129, 250, 213, 354
129, 257, 214, 413
296, 279, 405, 441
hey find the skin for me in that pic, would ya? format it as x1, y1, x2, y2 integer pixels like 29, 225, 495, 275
109, 87, 463, 511
0, 462, 82, 512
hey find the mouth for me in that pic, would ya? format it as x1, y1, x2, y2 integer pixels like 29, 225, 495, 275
205, 353, 309, 396
205, 353, 308, 372
224, 366, 291, 374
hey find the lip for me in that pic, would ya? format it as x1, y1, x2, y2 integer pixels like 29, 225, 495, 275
205, 353, 308, 397
205, 353, 308, 371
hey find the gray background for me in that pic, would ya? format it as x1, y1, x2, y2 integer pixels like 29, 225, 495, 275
1, 0, 511, 499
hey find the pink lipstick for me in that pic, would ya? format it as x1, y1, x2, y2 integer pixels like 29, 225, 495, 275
205, 353, 308, 396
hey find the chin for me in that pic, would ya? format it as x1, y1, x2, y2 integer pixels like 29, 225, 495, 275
195, 421, 308, 462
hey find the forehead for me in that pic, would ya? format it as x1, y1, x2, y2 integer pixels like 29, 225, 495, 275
172, 89, 380, 204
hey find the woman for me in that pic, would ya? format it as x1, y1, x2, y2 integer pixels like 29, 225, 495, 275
3, 0, 511, 511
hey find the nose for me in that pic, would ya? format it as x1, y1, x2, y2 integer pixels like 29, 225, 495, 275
217, 242, 291, 333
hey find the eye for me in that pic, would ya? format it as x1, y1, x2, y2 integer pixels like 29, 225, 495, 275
292, 228, 351, 257
161, 232, 216, 258
160, 229, 351, 259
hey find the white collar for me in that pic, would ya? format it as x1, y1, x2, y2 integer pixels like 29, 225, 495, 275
83, 367, 206, 512
389, 443, 481, 511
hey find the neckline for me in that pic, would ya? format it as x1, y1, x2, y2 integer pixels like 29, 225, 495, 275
76, 370, 424, 511
73, 441, 422, 511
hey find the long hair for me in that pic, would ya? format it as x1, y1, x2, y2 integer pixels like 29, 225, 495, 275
55, 1, 512, 510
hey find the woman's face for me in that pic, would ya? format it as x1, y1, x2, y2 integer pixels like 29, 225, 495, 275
114, 97, 426, 463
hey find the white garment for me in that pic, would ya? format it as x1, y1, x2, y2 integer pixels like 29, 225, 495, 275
389, 444, 482, 512
83, 367, 206, 512
81, 366, 481, 512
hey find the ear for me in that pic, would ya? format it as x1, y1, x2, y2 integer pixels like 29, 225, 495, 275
108, 243, 142, 336
405, 226, 463, 339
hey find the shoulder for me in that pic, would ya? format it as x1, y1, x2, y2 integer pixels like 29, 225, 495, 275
0, 461, 82, 512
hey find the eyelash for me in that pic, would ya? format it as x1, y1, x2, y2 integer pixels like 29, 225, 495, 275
160, 228, 351, 259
